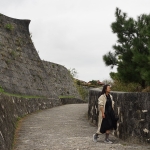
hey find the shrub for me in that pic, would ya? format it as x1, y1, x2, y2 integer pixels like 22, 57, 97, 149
111, 80, 142, 92
75, 84, 88, 100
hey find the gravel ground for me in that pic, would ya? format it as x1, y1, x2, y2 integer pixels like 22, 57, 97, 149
14, 104, 150, 150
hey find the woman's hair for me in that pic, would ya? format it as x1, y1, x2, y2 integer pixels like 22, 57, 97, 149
101, 84, 110, 95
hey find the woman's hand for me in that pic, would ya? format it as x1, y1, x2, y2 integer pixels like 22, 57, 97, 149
100, 106, 105, 118
102, 113, 105, 118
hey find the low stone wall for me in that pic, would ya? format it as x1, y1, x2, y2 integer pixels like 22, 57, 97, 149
0, 94, 60, 150
60, 98, 86, 105
88, 89, 150, 143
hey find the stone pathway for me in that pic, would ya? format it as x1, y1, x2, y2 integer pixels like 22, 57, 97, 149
14, 104, 150, 150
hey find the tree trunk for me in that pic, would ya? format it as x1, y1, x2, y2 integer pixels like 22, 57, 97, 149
141, 80, 146, 89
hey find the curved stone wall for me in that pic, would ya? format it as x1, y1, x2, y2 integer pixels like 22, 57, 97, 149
0, 93, 86, 150
0, 94, 61, 150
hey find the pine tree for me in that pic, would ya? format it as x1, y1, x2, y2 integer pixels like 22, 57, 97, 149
103, 8, 150, 88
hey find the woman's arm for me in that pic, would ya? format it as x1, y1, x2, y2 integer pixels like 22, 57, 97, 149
110, 95, 115, 110
100, 106, 105, 118
112, 101, 115, 110
98, 95, 105, 118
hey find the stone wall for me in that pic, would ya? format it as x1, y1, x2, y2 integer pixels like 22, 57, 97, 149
0, 94, 61, 150
88, 89, 150, 143
42, 61, 81, 99
60, 98, 86, 105
0, 93, 85, 150
0, 13, 80, 99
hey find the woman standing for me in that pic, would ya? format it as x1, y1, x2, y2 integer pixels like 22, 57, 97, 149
93, 84, 118, 144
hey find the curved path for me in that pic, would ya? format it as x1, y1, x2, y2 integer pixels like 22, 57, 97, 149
14, 104, 150, 150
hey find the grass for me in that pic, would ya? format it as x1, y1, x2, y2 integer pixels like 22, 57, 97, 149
12, 109, 43, 150
10, 50, 18, 59
74, 82, 88, 100
5, 60, 11, 66
0, 86, 45, 99
59, 95, 75, 99
12, 115, 28, 150
0, 86, 4, 92
15, 38, 22, 46
5, 23, 14, 31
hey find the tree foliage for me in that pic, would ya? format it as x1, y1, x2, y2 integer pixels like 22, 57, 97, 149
89, 80, 98, 86
69, 68, 78, 78
103, 8, 150, 88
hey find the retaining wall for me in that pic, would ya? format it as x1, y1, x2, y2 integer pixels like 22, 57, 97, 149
60, 98, 86, 105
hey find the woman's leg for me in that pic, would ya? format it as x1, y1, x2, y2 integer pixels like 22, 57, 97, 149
104, 130, 113, 143
105, 130, 110, 140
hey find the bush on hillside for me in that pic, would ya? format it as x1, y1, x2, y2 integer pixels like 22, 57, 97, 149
111, 80, 142, 92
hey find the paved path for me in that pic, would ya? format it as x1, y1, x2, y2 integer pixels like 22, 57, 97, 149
14, 104, 150, 150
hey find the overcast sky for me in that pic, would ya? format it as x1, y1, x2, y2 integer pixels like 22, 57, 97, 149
1, 0, 150, 82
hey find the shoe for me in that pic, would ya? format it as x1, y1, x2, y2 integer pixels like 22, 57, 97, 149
93, 134, 98, 142
104, 139, 113, 144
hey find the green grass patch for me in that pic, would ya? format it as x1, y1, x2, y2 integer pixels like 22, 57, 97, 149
0, 86, 4, 92
59, 95, 75, 99
12, 115, 28, 150
5, 23, 14, 31
4, 93, 45, 99
0, 86, 45, 99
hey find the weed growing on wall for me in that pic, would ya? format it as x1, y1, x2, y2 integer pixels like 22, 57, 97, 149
5, 23, 14, 31
10, 50, 17, 58
0, 86, 4, 92
9, 49, 20, 59
5, 59, 11, 66
52, 64, 55, 68
15, 38, 23, 46
68, 68, 78, 78
0, 85, 45, 99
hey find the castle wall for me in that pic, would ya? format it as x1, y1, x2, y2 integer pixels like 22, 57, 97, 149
0, 14, 80, 99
